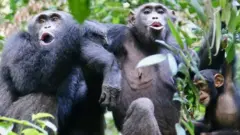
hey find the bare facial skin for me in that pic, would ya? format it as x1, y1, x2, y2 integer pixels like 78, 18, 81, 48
129, 3, 176, 41
194, 80, 210, 106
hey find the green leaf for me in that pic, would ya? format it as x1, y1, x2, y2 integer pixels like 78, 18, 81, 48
167, 53, 178, 76
228, 7, 238, 33
175, 123, 186, 135
213, 10, 222, 56
226, 42, 235, 63
220, 0, 226, 9
167, 18, 184, 49
32, 113, 54, 121
136, 54, 167, 68
221, 3, 231, 26
36, 120, 57, 133
68, 0, 90, 23
21, 128, 43, 135
188, 0, 207, 23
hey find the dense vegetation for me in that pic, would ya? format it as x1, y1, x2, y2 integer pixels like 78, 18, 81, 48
0, 0, 240, 135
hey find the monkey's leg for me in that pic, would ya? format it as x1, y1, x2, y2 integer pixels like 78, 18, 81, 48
122, 98, 162, 135
5, 93, 57, 133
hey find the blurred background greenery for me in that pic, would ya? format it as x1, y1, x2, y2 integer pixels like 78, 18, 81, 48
0, 0, 240, 135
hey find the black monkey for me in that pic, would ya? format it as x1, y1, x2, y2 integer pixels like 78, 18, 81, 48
0, 10, 121, 135
193, 60, 240, 135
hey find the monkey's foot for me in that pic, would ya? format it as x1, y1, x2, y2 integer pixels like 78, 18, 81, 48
100, 85, 120, 111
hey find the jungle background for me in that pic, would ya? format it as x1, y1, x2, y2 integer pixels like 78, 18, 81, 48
0, 0, 240, 135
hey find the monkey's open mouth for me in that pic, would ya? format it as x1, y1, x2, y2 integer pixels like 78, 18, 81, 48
40, 32, 54, 45
200, 96, 207, 103
150, 22, 164, 30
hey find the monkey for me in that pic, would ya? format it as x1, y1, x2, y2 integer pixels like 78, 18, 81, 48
92, 3, 185, 135
193, 59, 240, 135
0, 10, 122, 134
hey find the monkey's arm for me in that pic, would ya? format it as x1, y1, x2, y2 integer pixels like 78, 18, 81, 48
0, 79, 14, 115
57, 67, 87, 134
79, 34, 121, 109
0, 32, 34, 96
198, 25, 225, 71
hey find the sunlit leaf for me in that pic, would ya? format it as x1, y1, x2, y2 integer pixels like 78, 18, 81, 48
228, 7, 238, 33
32, 113, 54, 121
220, 0, 226, 9
167, 53, 178, 76
221, 2, 231, 25
214, 10, 222, 56
167, 18, 184, 49
21, 128, 43, 135
0, 122, 14, 135
68, 0, 90, 23
188, 0, 207, 23
175, 123, 186, 135
36, 120, 57, 133
136, 54, 167, 68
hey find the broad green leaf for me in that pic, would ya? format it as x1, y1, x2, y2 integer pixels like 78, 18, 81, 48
32, 113, 54, 121
226, 42, 235, 63
0, 123, 14, 135
228, 7, 238, 33
214, 11, 222, 56
167, 18, 184, 49
175, 123, 186, 135
68, 0, 90, 23
136, 54, 167, 68
188, 0, 207, 23
180, 29, 194, 46
221, 3, 231, 26
21, 128, 42, 135
167, 53, 178, 76
7, 131, 18, 135
220, 0, 226, 9
36, 120, 57, 133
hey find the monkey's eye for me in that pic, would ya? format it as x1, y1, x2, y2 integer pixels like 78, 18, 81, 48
143, 8, 152, 14
39, 18, 46, 24
156, 8, 165, 14
51, 16, 59, 22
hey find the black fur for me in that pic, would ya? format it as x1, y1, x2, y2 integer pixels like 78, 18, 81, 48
0, 11, 121, 135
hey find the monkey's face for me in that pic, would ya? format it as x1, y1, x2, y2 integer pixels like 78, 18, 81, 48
28, 11, 74, 46
129, 3, 175, 40
193, 71, 225, 106
194, 80, 210, 106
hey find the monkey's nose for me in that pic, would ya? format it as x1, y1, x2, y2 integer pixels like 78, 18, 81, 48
152, 17, 158, 19
44, 26, 51, 29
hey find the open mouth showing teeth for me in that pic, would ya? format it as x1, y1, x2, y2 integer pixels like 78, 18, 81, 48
150, 22, 164, 30
40, 32, 54, 45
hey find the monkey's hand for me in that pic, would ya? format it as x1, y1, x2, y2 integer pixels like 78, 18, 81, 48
100, 69, 121, 111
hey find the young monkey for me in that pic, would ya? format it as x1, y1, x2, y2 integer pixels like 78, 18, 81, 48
193, 62, 240, 135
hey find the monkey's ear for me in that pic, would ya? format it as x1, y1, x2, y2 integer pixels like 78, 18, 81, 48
214, 73, 224, 88
128, 10, 136, 25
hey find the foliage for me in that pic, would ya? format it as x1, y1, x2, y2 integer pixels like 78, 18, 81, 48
0, 113, 56, 135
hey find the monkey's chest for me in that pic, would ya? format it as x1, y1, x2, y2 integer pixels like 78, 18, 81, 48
122, 62, 155, 91
215, 93, 238, 127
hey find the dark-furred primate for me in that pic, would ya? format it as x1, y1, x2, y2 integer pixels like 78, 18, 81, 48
193, 59, 240, 135
0, 10, 121, 135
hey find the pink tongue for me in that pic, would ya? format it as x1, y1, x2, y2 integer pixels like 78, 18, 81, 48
41, 33, 49, 40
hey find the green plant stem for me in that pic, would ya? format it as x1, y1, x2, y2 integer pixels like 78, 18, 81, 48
0, 117, 48, 135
